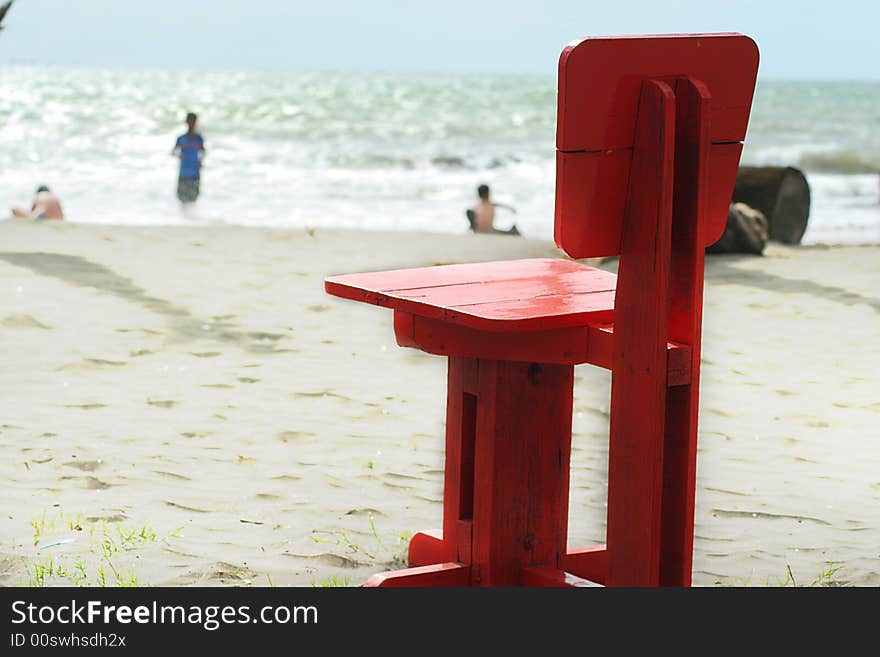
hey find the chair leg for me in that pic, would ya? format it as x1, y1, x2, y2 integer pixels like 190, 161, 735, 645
521, 566, 602, 587
407, 529, 446, 567
363, 563, 471, 588
563, 545, 608, 585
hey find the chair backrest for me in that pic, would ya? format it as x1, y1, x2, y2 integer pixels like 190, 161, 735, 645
554, 33, 759, 259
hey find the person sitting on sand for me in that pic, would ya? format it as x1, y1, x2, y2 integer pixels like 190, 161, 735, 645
11, 185, 64, 220
466, 184, 520, 235
171, 112, 205, 204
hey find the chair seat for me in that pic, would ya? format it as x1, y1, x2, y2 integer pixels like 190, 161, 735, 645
326, 257, 691, 383
324, 258, 617, 333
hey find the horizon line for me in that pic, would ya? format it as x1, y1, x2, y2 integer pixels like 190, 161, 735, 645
2, 60, 879, 84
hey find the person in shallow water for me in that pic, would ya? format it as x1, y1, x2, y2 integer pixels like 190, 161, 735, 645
171, 112, 205, 204
465, 184, 520, 235
11, 184, 64, 220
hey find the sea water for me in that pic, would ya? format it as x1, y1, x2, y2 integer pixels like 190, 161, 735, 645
1, 66, 878, 244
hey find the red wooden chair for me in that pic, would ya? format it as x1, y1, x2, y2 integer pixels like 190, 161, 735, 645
325, 33, 759, 586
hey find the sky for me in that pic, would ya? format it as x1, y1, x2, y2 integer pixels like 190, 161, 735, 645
0, 0, 878, 80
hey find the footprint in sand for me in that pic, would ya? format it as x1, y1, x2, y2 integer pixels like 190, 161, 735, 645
163, 500, 211, 513
63, 460, 103, 472
190, 351, 222, 358
282, 553, 362, 569
291, 390, 355, 402
60, 475, 113, 490
237, 377, 260, 384
147, 399, 178, 408
86, 513, 127, 523
306, 304, 333, 313
246, 331, 284, 342
129, 349, 153, 357
201, 383, 234, 389
2, 314, 52, 330
269, 474, 302, 482
84, 358, 127, 367
57, 358, 127, 371
179, 431, 213, 439
63, 403, 107, 410
115, 328, 162, 335
276, 430, 316, 443
774, 389, 798, 397
344, 508, 386, 517
154, 470, 191, 481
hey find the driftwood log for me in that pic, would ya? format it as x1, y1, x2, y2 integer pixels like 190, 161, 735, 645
731, 166, 811, 244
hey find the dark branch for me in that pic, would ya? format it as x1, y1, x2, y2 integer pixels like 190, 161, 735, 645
0, 1, 14, 31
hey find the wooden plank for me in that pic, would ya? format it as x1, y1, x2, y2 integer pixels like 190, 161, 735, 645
555, 142, 743, 258
396, 312, 593, 365
471, 360, 574, 586
557, 34, 758, 151
439, 290, 615, 332
389, 268, 615, 308
363, 562, 471, 588
521, 566, 603, 587
554, 34, 759, 260
563, 545, 609, 585
396, 312, 692, 381
443, 357, 480, 564
605, 79, 675, 587
329, 272, 616, 333
658, 76, 710, 587
705, 142, 744, 246
326, 258, 587, 295
327, 259, 617, 332
585, 322, 691, 385
407, 529, 445, 567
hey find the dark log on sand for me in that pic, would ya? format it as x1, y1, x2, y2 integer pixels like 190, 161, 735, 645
732, 166, 811, 244
706, 202, 769, 255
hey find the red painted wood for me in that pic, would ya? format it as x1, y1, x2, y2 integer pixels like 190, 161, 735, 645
407, 529, 445, 567
443, 357, 480, 564
327, 259, 617, 332
658, 76, 711, 586
563, 545, 609, 585
520, 566, 603, 587
557, 34, 758, 150
324, 34, 760, 588
363, 562, 471, 587
555, 33, 759, 259
705, 142, 744, 245
555, 141, 744, 257
605, 79, 675, 587
469, 360, 574, 586
395, 311, 592, 365
584, 322, 691, 386
395, 312, 691, 384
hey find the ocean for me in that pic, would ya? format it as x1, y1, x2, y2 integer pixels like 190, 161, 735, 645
1, 66, 878, 244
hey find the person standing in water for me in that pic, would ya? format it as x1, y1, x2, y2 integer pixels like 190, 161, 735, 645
466, 184, 520, 235
171, 112, 205, 204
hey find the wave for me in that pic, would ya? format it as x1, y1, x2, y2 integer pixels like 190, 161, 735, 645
799, 150, 880, 174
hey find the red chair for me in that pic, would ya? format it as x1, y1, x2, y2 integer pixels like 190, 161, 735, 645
325, 33, 759, 586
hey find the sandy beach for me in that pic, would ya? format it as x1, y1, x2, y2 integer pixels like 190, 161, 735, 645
0, 218, 877, 587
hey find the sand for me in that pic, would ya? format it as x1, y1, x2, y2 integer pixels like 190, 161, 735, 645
0, 218, 877, 587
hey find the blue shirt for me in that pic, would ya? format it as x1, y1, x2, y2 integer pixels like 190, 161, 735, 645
175, 133, 204, 179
